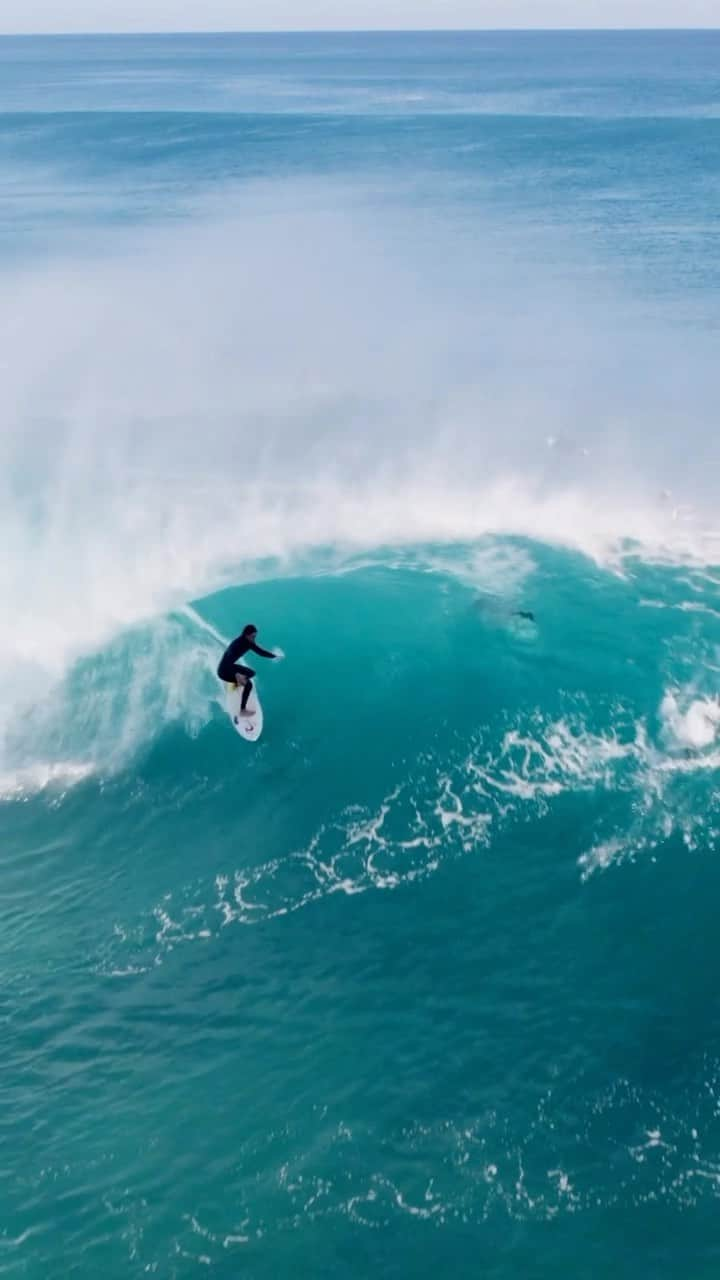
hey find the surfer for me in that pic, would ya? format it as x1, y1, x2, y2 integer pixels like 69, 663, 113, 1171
217, 624, 279, 717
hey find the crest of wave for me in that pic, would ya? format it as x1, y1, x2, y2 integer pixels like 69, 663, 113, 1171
1, 183, 718, 751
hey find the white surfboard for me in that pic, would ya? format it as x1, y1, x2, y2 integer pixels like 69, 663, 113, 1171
226, 680, 264, 742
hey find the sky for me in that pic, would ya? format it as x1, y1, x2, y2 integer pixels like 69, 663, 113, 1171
2, 0, 719, 33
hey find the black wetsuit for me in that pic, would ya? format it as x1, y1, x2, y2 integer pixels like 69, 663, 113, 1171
217, 634, 275, 711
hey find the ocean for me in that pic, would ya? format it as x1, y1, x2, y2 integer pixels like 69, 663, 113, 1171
2, 29, 720, 1278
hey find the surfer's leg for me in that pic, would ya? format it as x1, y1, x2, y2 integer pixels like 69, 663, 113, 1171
237, 666, 256, 711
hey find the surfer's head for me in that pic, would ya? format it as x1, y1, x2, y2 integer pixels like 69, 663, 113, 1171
242, 624, 258, 638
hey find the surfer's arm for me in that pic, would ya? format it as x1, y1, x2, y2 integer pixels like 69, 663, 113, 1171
249, 642, 277, 660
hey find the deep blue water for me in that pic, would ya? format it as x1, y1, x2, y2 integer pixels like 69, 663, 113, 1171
2, 30, 720, 1279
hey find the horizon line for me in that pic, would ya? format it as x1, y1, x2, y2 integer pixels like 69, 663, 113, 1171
1, 25, 719, 37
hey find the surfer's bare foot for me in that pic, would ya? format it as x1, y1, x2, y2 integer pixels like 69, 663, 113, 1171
240, 709, 254, 718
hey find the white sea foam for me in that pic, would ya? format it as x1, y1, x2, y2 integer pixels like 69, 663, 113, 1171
0, 759, 96, 802
660, 691, 720, 751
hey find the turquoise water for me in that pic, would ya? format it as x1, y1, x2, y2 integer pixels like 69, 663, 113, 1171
2, 31, 720, 1278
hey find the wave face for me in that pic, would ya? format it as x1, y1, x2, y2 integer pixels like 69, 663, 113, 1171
2, 31, 720, 1280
